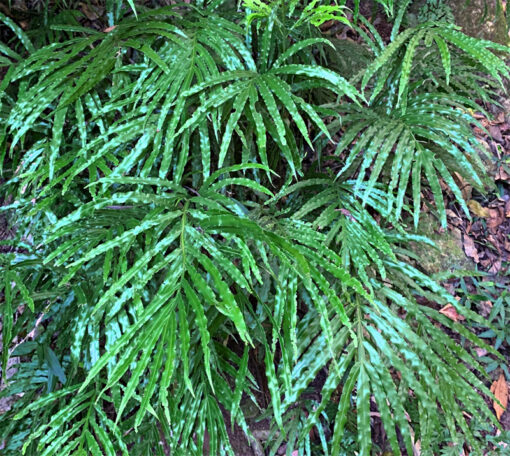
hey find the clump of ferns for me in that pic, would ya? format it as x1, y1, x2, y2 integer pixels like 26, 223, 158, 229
0, 1, 510, 455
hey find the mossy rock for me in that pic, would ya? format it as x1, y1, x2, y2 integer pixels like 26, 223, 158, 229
407, 0, 509, 45
448, 0, 509, 45
411, 213, 475, 274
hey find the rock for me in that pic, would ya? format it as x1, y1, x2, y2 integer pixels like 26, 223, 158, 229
447, 0, 509, 45
407, 0, 509, 45
410, 213, 476, 274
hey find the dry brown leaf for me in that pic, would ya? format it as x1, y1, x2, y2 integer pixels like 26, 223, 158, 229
490, 373, 508, 421
454, 172, 472, 200
489, 125, 503, 143
463, 235, 479, 262
479, 300, 493, 318
495, 111, 506, 124
487, 208, 504, 232
474, 347, 487, 358
496, 166, 510, 182
439, 304, 465, 322
487, 234, 502, 254
489, 259, 502, 274
468, 200, 490, 218
80, 2, 99, 20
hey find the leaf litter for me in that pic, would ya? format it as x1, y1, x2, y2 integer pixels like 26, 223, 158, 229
442, 97, 510, 437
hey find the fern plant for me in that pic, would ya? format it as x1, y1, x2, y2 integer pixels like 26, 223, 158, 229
0, 1, 508, 455
327, 18, 509, 227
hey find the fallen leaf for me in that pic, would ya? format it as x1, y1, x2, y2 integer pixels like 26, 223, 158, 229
80, 2, 99, 20
439, 304, 465, 322
495, 111, 506, 124
468, 200, 490, 218
447, 210, 463, 227
319, 19, 335, 31
496, 165, 510, 182
490, 373, 508, 421
463, 235, 479, 262
454, 172, 472, 200
474, 347, 487, 357
489, 125, 503, 143
487, 234, 502, 254
489, 259, 502, 274
480, 258, 492, 268
487, 208, 504, 232
479, 300, 493, 318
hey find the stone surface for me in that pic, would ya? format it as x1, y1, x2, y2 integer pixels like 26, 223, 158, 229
448, 0, 509, 44
411, 213, 476, 274
407, 0, 509, 45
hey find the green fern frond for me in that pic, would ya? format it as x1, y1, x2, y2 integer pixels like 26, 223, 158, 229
361, 23, 510, 108
330, 90, 489, 227
4, 6, 356, 192
263, 191, 500, 456
1, 171, 368, 455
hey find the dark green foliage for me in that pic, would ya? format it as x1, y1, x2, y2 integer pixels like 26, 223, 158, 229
417, 0, 454, 24
457, 276, 510, 378
0, 1, 509, 454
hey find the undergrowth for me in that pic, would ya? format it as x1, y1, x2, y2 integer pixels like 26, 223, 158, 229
0, 0, 509, 454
